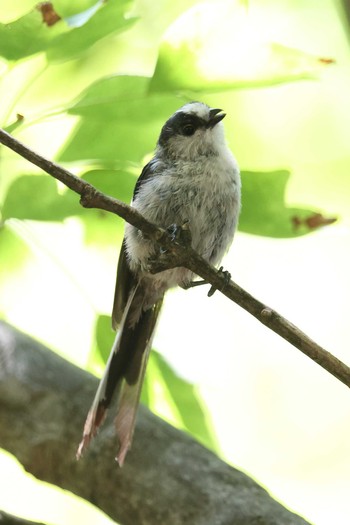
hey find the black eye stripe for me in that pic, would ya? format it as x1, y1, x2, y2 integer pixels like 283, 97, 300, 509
177, 113, 206, 129
159, 111, 207, 145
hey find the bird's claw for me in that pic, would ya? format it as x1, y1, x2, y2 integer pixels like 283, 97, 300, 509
182, 266, 231, 296
207, 266, 231, 297
160, 220, 192, 253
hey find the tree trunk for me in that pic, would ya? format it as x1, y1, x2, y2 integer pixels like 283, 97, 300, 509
0, 321, 310, 525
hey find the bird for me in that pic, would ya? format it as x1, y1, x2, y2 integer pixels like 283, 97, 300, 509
77, 101, 241, 466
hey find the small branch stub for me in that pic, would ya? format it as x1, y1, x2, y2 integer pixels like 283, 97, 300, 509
261, 308, 273, 321
80, 186, 99, 208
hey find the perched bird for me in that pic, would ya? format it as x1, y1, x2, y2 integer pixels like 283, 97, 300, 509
77, 101, 241, 466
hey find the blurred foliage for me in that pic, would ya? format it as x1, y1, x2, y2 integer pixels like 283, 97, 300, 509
0, 0, 135, 61
91, 314, 218, 450
0, 0, 348, 479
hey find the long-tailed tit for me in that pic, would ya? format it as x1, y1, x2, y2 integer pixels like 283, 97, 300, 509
77, 101, 241, 465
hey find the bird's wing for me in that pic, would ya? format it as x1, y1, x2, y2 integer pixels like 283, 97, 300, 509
111, 159, 158, 330
78, 159, 163, 463
111, 239, 135, 329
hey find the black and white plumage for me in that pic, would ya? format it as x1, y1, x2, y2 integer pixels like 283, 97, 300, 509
77, 102, 241, 466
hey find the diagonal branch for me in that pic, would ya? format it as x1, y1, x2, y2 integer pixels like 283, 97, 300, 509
1, 128, 350, 389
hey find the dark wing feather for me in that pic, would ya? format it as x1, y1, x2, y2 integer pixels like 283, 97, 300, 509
112, 240, 135, 329
77, 159, 163, 464
132, 157, 158, 199
111, 159, 157, 330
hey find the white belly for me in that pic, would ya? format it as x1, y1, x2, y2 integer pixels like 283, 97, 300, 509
125, 151, 241, 286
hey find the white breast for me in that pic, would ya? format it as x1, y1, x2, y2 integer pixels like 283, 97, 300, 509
126, 143, 241, 277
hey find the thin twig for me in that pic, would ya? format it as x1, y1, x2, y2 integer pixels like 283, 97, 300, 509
1, 128, 349, 389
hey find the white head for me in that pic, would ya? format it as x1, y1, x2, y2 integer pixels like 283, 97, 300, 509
157, 101, 227, 160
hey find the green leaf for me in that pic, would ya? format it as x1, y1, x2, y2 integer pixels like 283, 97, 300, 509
151, 42, 330, 93
80, 169, 135, 245
82, 169, 136, 203
94, 314, 115, 364
1, 165, 327, 240
142, 351, 219, 451
0, 223, 30, 278
89, 314, 218, 451
3, 114, 25, 134
0, 7, 66, 60
47, 0, 136, 62
150, 3, 333, 93
60, 0, 105, 26
239, 170, 327, 238
70, 75, 149, 113
60, 75, 185, 163
1, 169, 136, 225
0, 0, 135, 62
2, 175, 80, 221
79, 211, 124, 246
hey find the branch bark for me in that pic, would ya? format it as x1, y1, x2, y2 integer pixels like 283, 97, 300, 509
1, 128, 349, 390
0, 321, 310, 525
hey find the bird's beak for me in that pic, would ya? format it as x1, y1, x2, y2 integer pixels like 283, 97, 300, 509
208, 108, 226, 128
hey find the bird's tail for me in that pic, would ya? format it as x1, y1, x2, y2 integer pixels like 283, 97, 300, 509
77, 284, 163, 466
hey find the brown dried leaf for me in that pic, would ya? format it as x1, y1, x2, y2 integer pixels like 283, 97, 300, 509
305, 213, 337, 229
318, 57, 336, 65
292, 212, 337, 230
36, 2, 61, 27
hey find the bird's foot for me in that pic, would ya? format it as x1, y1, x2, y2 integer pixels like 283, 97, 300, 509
146, 221, 191, 273
183, 266, 231, 296
207, 266, 231, 297
160, 220, 192, 253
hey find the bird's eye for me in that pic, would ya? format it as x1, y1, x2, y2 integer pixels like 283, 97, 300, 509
182, 124, 195, 136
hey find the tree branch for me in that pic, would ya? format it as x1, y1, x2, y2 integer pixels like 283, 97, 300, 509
0, 322, 310, 525
1, 128, 350, 390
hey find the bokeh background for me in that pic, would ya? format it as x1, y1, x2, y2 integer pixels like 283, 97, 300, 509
1, 0, 350, 524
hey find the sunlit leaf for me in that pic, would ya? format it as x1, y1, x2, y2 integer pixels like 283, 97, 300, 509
142, 351, 219, 451
89, 314, 218, 451
0, 0, 135, 62
53, 0, 100, 19
239, 170, 332, 238
3, 114, 25, 134
47, 0, 136, 62
1, 164, 329, 241
0, 7, 66, 60
60, 75, 186, 163
1, 169, 135, 249
93, 314, 114, 365
70, 75, 149, 113
150, 3, 334, 92
1, 169, 136, 222
79, 210, 123, 246
0, 223, 30, 278
80, 169, 133, 244
2, 175, 80, 221
64, 0, 104, 27
83, 169, 136, 202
